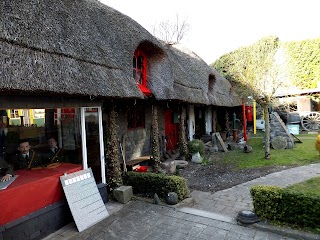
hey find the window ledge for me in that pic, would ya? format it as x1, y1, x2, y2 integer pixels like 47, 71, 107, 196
138, 84, 152, 97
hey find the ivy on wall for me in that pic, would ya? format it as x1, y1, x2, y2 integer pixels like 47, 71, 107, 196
106, 105, 123, 190
179, 105, 188, 157
151, 105, 160, 172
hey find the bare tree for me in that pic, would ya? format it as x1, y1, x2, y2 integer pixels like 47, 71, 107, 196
152, 14, 190, 45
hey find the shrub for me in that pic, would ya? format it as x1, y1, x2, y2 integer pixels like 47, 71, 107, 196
123, 172, 189, 201
251, 185, 320, 228
187, 139, 205, 156
250, 185, 284, 220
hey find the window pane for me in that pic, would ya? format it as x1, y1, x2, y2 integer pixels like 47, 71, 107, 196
133, 69, 136, 81
132, 57, 136, 68
0, 108, 83, 166
137, 56, 143, 69
137, 70, 143, 84
85, 108, 101, 183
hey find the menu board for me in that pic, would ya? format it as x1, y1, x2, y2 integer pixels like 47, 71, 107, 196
60, 168, 109, 232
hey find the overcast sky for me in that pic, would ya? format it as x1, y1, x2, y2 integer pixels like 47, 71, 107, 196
100, 0, 320, 64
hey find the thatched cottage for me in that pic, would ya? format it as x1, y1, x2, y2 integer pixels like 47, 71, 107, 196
0, 0, 241, 239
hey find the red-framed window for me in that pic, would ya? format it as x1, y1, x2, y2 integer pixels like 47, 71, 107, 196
133, 50, 147, 86
133, 50, 152, 96
127, 107, 145, 129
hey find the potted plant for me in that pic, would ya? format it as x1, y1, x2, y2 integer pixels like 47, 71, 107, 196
187, 139, 205, 163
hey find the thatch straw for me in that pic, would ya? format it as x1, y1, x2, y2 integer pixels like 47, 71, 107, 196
0, 0, 240, 106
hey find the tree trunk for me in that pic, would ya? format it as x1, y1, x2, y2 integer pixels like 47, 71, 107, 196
151, 105, 160, 172
263, 105, 271, 159
106, 106, 123, 190
179, 105, 188, 158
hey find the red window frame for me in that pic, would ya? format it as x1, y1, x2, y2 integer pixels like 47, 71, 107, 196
127, 107, 145, 129
133, 49, 152, 96
133, 50, 147, 86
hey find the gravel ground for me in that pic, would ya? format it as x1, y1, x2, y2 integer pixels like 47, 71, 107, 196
179, 152, 293, 193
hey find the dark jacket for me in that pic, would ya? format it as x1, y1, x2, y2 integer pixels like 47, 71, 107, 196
13, 150, 42, 170
0, 156, 14, 176
42, 147, 68, 165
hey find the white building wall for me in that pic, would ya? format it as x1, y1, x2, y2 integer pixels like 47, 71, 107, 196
205, 106, 212, 135
188, 105, 195, 141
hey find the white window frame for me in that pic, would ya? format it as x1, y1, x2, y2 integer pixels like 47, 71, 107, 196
80, 106, 106, 184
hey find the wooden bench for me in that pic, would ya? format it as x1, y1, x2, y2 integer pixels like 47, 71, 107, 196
124, 156, 151, 171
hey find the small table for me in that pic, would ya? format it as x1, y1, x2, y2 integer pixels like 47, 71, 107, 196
0, 163, 82, 225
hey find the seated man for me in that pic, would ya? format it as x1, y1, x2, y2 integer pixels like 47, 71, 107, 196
43, 137, 68, 165
0, 156, 14, 182
13, 139, 42, 170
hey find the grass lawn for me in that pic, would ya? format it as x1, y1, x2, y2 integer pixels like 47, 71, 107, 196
223, 131, 320, 170
222, 131, 320, 234
285, 176, 320, 234
286, 176, 320, 195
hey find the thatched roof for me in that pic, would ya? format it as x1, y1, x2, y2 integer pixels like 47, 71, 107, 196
208, 68, 242, 107
146, 43, 241, 106
153, 44, 241, 106
0, 0, 158, 98
0, 0, 240, 106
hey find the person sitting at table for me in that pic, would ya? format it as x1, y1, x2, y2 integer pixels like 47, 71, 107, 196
13, 139, 42, 170
0, 156, 14, 182
43, 137, 68, 165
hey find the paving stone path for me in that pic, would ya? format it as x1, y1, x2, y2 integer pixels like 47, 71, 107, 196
46, 201, 295, 240
44, 163, 320, 240
191, 163, 320, 218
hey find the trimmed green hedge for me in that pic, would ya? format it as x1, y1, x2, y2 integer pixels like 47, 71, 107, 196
123, 172, 189, 201
251, 185, 320, 228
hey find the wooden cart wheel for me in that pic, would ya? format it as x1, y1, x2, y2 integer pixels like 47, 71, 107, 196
301, 112, 320, 131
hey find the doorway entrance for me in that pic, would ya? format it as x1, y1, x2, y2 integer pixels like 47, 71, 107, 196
164, 110, 179, 151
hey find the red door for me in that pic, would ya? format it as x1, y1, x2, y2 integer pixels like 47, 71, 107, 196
164, 110, 179, 150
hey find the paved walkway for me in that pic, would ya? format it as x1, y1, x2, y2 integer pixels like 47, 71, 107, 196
191, 163, 320, 218
45, 201, 295, 240
44, 163, 320, 240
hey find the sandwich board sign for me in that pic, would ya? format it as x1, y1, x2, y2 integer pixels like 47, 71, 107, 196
60, 168, 109, 232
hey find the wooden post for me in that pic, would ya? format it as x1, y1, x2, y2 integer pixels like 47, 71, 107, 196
242, 101, 247, 141
212, 133, 228, 152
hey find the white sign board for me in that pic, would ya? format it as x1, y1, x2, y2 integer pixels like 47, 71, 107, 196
60, 168, 109, 232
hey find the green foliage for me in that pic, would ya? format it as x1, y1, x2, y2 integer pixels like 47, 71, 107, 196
151, 105, 160, 172
214, 36, 320, 93
179, 106, 188, 157
187, 139, 205, 156
283, 37, 320, 89
106, 106, 123, 190
212, 36, 282, 160
200, 156, 212, 166
250, 185, 283, 220
123, 172, 189, 201
251, 185, 320, 229
286, 176, 320, 196
212, 36, 280, 103
223, 133, 320, 169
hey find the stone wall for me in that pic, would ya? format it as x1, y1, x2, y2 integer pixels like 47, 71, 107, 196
270, 112, 294, 149
116, 105, 165, 161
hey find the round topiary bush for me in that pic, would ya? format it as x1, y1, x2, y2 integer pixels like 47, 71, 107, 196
187, 139, 205, 156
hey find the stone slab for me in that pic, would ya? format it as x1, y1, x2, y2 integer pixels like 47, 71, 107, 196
113, 186, 133, 204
